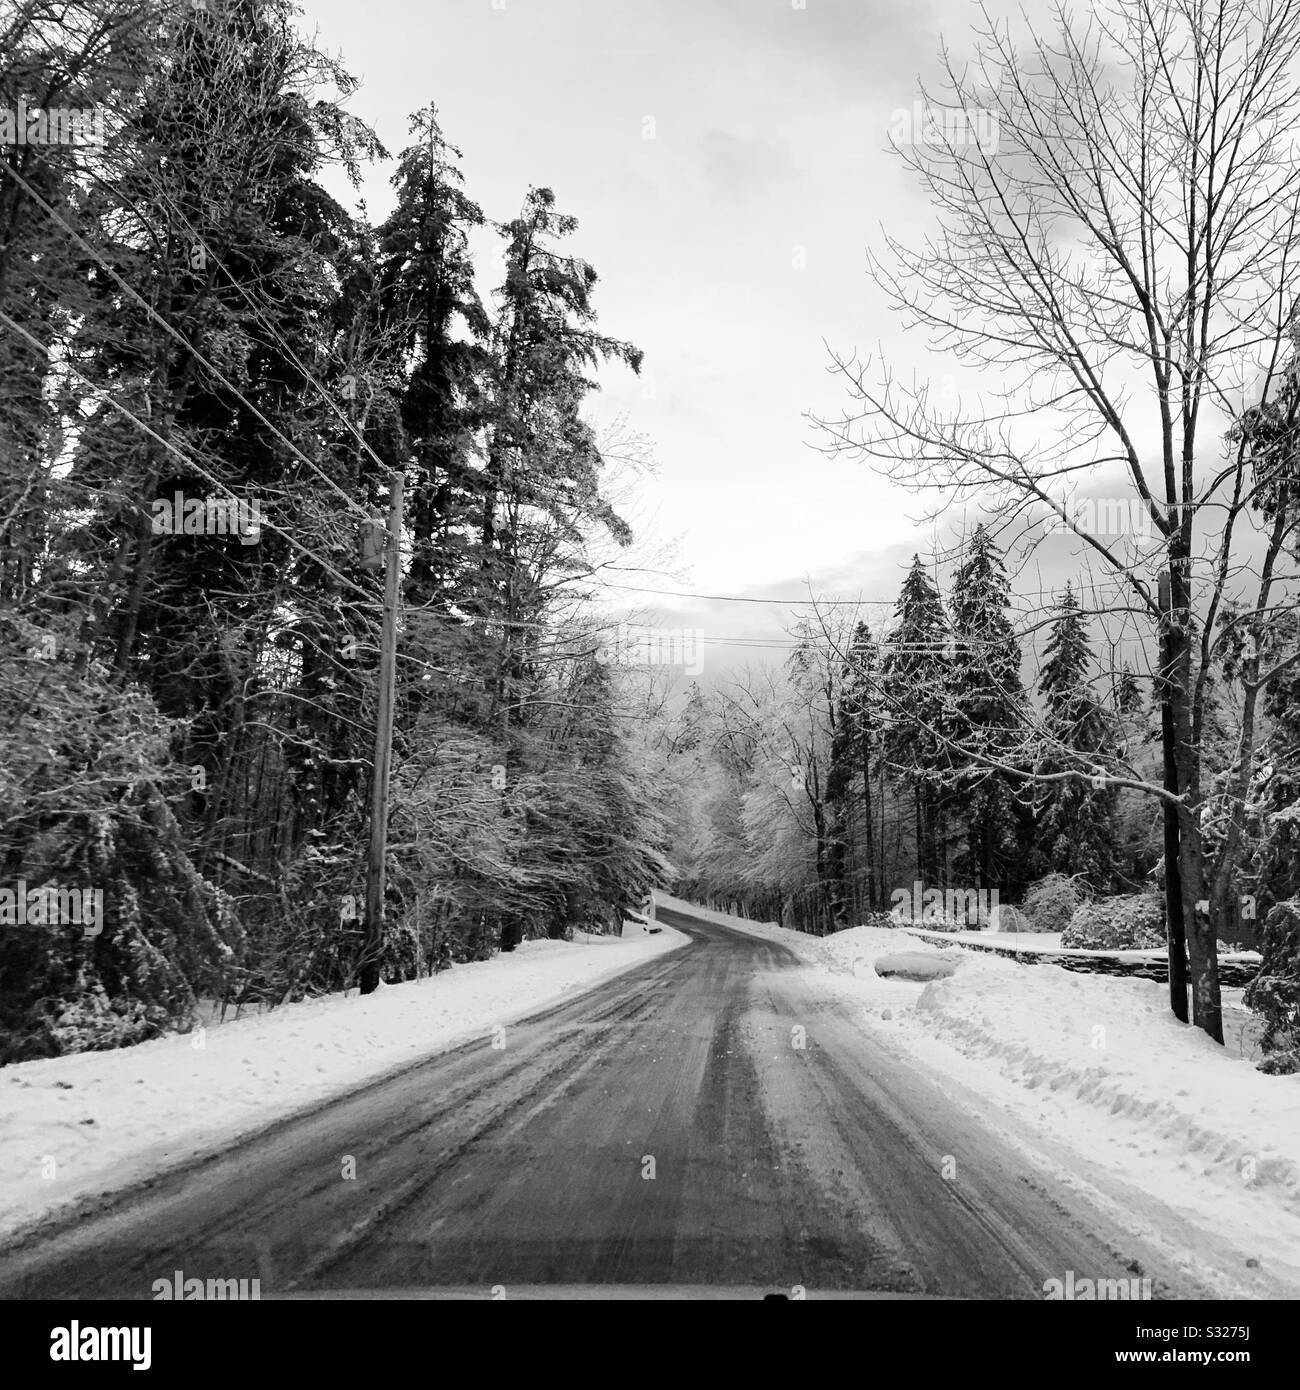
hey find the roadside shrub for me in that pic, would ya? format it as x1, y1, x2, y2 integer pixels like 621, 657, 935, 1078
889, 903, 962, 933
858, 911, 898, 930
1257, 1048, 1300, 1076
0, 640, 242, 1064
1062, 893, 1166, 950
1023, 873, 1082, 933
1244, 899, 1300, 1072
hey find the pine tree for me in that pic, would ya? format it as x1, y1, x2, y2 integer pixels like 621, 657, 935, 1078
0, 3, 679, 1050
1114, 662, 1143, 718
1031, 583, 1119, 886
881, 556, 949, 886
826, 621, 884, 913
1242, 629, 1300, 1071
377, 103, 488, 614
478, 188, 641, 948
1245, 613, 1300, 909
945, 525, 1031, 897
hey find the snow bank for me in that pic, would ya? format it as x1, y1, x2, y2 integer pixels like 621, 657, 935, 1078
873, 951, 960, 981
905, 945, 1300, 1209
0, 921, 686, 1240
813, 922, 1300, 1214
659, 895, 1300, 1275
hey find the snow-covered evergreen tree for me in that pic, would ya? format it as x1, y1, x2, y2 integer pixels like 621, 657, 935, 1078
881, 556, 949, 884
945, 526, 1032, 896
1247, 615, 1300, 911
826, 621, 884, 912
1030, 584, 1119, 886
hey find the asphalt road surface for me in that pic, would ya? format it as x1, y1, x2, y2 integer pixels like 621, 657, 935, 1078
0, 906, 1223, 1299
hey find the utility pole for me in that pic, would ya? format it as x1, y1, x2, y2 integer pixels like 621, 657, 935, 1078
359, 471, 403, 995
1158, 570, 1189, 1021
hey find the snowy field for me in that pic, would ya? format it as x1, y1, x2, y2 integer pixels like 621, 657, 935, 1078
0, 920, 686, 1240
661, 894, 1300, 1294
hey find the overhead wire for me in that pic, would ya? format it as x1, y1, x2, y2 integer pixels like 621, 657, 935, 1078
0, 306, 375, 602
0, 159, 379, 528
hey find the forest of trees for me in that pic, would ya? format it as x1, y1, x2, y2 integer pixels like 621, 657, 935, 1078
663, 535, 1159, 933
4, 0, 1300, 1080
0, 0, 673, 1061
816, 0, 1300, 1057
666, 0, 1300, 1063
659, 516, 1300, 1069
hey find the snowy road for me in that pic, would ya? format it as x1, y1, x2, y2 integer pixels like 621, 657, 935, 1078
0, 906, 1221, 1298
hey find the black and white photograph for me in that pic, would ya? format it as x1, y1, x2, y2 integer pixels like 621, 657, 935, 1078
0, 0, 1296, 1358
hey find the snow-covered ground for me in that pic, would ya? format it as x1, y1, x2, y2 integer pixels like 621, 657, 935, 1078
7, 889, 1295, 1292
660, 893, 1300, 1293
896, 926, 1266, 1061
0, 920, 686, 1241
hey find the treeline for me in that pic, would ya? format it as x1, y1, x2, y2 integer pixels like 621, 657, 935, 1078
667, 523, 1299, 963
0, 0, 669, 1061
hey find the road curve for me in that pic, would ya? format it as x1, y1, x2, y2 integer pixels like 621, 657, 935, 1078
0, 906, 1214, 1298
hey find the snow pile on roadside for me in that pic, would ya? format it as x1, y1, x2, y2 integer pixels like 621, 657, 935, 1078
906, 949, 1300, 1208
661, 897, 1300, 1225
807, 920, 1300, 1216
813, 922, 955, 976
0, 921, 686, 1240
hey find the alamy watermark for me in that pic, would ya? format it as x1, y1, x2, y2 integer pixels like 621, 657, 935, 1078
889, 100, 999, 155
1, 97, 105, 146
1043, 1270, 1152, 1300
152, 492, 262, 545
609, 623, 704, 676
0, 881, 102, 936
1045, 496, 1153, 540
152, 1270, 261, 1300
49, 1324, 151, 1370
891, 880, 1000, 927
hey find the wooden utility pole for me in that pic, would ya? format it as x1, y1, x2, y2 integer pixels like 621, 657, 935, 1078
1158, 570, 1189, 1021
359, 472, 403, 995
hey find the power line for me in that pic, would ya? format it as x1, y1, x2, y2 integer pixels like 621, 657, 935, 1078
591, 582, 893, 606
586, 577, 1139, 611
156, 188, 397, 489
0, 159, 377, 527
0, 308, 376, 603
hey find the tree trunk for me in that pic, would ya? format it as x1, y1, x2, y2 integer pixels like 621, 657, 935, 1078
1168, 566, 1222, 1041
878, 755, 888, 904
1159, 570, 1190, 1023
860, 742, 877, 908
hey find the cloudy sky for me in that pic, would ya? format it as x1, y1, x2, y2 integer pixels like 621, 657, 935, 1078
299, 0, 1070, 664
